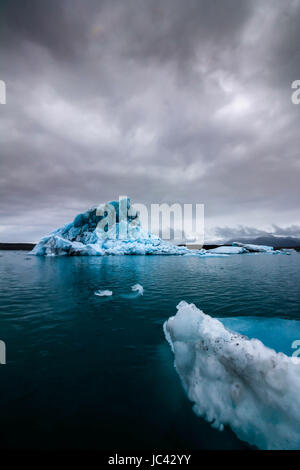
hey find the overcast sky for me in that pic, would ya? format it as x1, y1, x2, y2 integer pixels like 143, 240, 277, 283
0, 0, 300, 242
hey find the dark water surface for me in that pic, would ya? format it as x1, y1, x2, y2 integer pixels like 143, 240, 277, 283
0, 251, 299, 449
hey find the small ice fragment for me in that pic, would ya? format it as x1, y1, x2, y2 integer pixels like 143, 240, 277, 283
94, 290, 113, 297
131, 284, 144, 295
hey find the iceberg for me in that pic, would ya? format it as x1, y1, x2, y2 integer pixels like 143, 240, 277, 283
32, 198, 194, 257
164, 301, 300, 450
232, 242, 274, 253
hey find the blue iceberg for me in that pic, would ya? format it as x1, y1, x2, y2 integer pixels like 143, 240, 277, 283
32, 198, 197, 256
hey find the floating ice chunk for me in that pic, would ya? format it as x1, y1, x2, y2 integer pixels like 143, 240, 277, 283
279, 249, 292, 255
232, 242, 274, 252
121, 283, 144, 299
131, 284, 144, 295
94, 290, 113, 297
164, 301, 300, 450
207, 246, 247, 254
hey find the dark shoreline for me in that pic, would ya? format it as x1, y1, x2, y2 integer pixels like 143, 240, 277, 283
0, 243, 35, 251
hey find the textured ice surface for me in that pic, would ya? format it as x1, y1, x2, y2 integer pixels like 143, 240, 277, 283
94, 290, 113, 297
164, 301, 300, 450
220, 317, 300, 356
32, 199, 197, 257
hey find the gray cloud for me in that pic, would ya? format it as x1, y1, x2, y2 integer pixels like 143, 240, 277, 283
0, 0, 300, 242
213, 224, 300, 241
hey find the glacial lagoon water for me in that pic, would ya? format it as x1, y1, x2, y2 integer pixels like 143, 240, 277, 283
0, 251, 300, 449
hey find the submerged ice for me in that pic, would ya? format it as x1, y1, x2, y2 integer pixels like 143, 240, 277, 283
164, 301, 300, 450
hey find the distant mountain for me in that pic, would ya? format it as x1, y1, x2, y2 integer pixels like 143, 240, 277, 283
0, 243, 35, 250
226, 235, 300, 248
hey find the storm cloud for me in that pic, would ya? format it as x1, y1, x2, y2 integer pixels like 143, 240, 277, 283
0, 0, 299, 242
